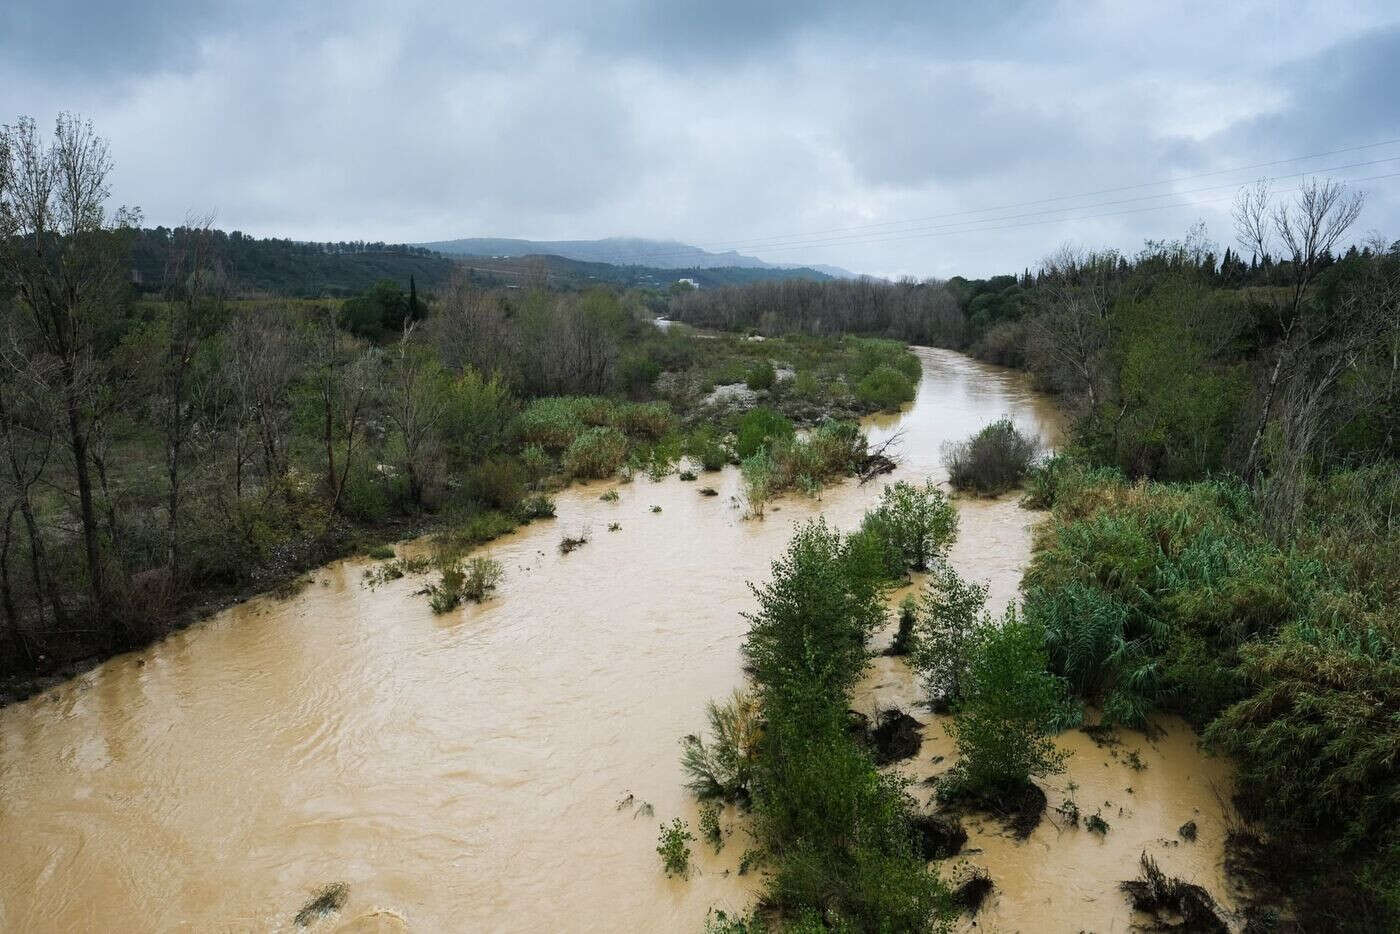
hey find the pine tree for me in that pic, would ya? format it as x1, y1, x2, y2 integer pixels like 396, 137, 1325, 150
408, 275, 420, 322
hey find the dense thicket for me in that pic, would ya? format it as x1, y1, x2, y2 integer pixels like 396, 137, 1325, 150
129, 227, 458, 297
670, 277, 967, 347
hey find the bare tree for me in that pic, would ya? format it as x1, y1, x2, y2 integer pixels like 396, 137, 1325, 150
225, 304, 299, 488
1233, 178, 1366, 476
385, 322, 449, 506
1024, 246, 1121, 413
0, 114, 137, 637
156, 216, 225, 583
307, 307, 378, 512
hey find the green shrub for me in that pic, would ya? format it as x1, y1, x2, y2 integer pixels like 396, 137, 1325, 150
438, 510, 518, 550
657, 818, 695, 878
699, 802, 724, 853
563, 426, 628, 479
686, 426, 729, 471
681, 690, 763, 805
943, 417, 1041, 495
734, 406, 795, 460
468, 456, 526, 510
514, 494, 556, 522
889, 595, 918, 655
854, 364, 916, 411
612, 400, 674, 439
912, 560, 990, 709
858, 479, 958, 576
427, 554, 503, 612
746, 360, 776, 391
367, 545, 396, 560
942, 610, 1069, 793
516, 396, 590, 452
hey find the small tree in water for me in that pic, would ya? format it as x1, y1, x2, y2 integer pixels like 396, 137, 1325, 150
944, 610, 1068, 793
858, 479, 958, 579
912, 560, 990, 709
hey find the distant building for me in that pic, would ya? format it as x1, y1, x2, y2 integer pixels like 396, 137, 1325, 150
676, 277, 699, 289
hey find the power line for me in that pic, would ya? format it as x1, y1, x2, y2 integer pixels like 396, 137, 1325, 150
580, 138, 1400, 266
635, 170, 1400, 261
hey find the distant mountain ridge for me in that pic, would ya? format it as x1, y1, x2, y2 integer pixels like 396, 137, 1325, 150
417, 236, 857, 278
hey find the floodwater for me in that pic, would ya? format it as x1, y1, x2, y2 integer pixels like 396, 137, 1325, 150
0, 349, 1238, 932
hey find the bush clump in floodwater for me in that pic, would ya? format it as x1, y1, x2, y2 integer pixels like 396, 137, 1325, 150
854, 364, 916, 412
942, 417, 1040, 495
681, 689, 762, 806
656, 818, 695, 878
740, 421, 869, 516
931, 602, 1071, 838
697, 519, 952, 930
886, 595, 918, 656
427, 555, 502, 612
558, 531, 589, 555
294, 882, 349, 926
853, 479, 957, 579
1120, 852, 1227, 933
952, 867, 994, 915
911, 559, 991, 711
563, 426, 628, 479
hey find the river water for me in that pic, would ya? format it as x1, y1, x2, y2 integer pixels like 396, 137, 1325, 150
0, 348, 1238, 932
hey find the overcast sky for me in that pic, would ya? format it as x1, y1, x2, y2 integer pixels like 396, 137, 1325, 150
4, 1, 1398, 278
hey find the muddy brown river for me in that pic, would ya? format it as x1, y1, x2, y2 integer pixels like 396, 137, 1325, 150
0, 348, 1240, 932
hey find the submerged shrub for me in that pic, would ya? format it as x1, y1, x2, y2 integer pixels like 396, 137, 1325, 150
514, 494, 556, 522
943, 610, 1069, 793
681, 690, 763, 805
859, 479, 958, 577
657, 818, 695, 878
734, 406, 795, 460
943, 417, 1041, 495
427, 554, 503, 612
685, 426, 730, 471
563, 426, 627, 479
912, 560, 990, 709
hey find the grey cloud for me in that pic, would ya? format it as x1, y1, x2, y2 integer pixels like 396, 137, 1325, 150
3, 0, 1398, 278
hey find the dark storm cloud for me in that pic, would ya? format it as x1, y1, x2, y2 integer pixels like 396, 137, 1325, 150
2, 0, 1398, 278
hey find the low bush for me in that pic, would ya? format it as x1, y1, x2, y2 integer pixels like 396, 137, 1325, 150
734, 406, 795, 460
366, 545, 395, 560
563, 426, 628, 479
912, 560, 990, 709
857, 479, 958, 578
685, 426, 730, 471
468, 456, 527, 510
854, 364, 916, 411
514, 494, 556, 522
745, 360, 776, 391
681, 689, 763, 805
427, 554, 503, 612
942, 417, 1041, 495
940, 610, 1069, 794
657, 818, 694, 879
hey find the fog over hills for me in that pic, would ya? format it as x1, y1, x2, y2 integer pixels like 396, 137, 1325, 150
418, 236, 858, 278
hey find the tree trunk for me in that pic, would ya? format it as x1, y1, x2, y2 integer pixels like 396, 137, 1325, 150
63, 384, 106, 635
